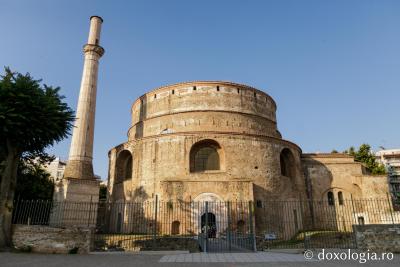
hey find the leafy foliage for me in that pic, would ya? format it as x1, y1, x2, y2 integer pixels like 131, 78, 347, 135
0, 67, 74, 159
394, 192, 400, 206
14, 160, 54, 200
0, 67, 74, 248
343, 146, 355, 155
344, 144, 386, 175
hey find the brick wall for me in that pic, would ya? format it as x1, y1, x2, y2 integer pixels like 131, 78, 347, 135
354, 224, 400, 253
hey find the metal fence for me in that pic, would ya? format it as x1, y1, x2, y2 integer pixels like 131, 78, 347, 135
392, 189, 400, 211
12, 200, 99, 227
11, 197, 400, 252
254, 198, 400, 249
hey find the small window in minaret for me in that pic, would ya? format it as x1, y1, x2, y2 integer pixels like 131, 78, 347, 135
193, 86, 197, 91
237, 88, 240, 93
254, 92, 257, 98
154, 94, 157, 99
95, 38, 99, 45
172, 90, 175, 95
217, 86, 220, 91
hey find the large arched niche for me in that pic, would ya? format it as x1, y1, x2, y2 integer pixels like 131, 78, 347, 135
115, 150, 133, 183
280, 148, 296, 178
189, 139, 224, 173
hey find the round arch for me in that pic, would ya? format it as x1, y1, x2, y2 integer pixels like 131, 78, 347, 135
189, 139, 224, 172
192, 193, 226, 237
115, 150, 133, 183
280, 148, 295, 178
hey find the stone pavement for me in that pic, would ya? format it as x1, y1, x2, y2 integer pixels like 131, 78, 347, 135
159, 252, 308, 262
1, 251, 399, 267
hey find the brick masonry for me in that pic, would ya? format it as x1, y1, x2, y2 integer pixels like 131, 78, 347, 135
106, 81, 392, 239
354, 224, 400, 253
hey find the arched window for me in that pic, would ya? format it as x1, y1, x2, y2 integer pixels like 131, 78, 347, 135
338, 191, 344, 205
171, 221, 180, 235
190, 140, 222, 172
280, 148, 295, 178
327, 191, 335, 206
116, 150, 133, 183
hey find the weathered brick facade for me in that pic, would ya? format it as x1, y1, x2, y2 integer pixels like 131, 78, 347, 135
107, 81, 389, 205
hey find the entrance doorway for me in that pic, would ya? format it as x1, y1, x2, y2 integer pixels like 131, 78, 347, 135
201, 212, 216, 238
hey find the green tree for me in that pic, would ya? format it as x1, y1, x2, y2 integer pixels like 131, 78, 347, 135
0, 67, 74, 248
345, 144, 386, 175
343, 146, 355, 156
14, 160, 54, 201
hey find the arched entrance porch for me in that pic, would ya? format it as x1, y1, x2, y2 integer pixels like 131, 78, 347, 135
192, 193, 227, 237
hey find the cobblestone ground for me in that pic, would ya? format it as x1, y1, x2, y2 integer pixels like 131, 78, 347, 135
0, 252, 399, 267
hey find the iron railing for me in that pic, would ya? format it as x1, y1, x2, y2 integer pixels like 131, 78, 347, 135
11, 198, 400, 251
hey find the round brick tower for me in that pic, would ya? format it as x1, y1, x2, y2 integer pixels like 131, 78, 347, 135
107, 81, 306, 204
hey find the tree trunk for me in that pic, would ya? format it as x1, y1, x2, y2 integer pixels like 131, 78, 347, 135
0, 140, 19, 249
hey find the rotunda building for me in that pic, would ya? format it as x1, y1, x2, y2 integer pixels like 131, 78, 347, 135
107, 81, 307, 204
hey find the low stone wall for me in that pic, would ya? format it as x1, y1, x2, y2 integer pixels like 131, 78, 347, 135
354, 224, 400, 253
135, 237, 200, 252
12, 225, 92, 254
93, 234, 200, 252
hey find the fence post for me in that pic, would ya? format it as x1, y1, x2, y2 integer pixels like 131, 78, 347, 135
205, 201, 208, 253
13, 197, 20, 224
349, 194, 359, 249
249, 201, 257, 252
153, 195, 158, 249
304, 231, 310, 249
308, 198, 315, 229
350, 194, 357, 225
227, 201, 232, 252
386, 193, 395, 225
88, 195, 93, 227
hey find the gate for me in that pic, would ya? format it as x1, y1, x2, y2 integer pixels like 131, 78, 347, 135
91, 199, 256, 252
197, 201, 256, 252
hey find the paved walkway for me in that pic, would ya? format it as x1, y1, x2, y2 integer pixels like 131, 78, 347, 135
159, 252, 309, 263
204, 238, 252, 252
1, 251, 399, 267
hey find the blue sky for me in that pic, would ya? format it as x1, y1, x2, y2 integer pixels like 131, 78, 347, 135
1, 0, 399, 180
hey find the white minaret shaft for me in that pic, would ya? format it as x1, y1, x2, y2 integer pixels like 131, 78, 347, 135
64, 16, 104, 180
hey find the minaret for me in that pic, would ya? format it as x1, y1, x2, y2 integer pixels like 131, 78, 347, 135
63, 16, 104, 182
58, 16, 104, 204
